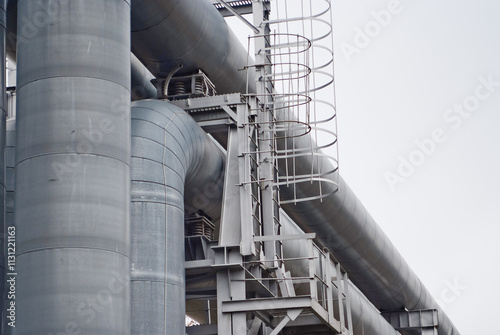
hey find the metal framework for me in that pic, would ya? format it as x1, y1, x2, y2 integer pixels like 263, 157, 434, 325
179, 2, 351, 334
383, 310, 439, 335
172, 90, 353, 334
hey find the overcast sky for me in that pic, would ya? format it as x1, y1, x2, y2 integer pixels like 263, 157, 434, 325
229, 0, 500, 333
332, 1, 499, 333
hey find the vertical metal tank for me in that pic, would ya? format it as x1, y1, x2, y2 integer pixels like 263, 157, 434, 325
14, 1, 131, 334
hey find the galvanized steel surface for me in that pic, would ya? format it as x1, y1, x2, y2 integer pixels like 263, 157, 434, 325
131, 53, 157, 101
277, 125, 459, 335
131, 0, 255, 94
130, 99, 224, 334
14, 1, 131, 334
280, 214, 401, 335
3, 118, 14, 335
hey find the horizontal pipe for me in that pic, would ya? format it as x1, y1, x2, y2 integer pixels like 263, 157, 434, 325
276, 122, 458, 334
129, 1, 460, 334
6, 1, 157, 102
131, 0, 255, 94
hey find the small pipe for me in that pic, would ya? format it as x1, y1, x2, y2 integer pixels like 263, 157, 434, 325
161, 63, 183, 98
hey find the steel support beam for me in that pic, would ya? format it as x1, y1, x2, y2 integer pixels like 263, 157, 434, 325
383, 309, 439, 335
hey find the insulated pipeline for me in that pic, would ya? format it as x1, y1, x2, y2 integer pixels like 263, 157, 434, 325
131, 52, 157, 101
130, 100, 224, 334
14, 1, 131, 334
128, 1, 460, 333
131, 0, 255, 94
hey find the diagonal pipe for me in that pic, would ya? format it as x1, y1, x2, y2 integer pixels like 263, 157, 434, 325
129, 1, 460, 334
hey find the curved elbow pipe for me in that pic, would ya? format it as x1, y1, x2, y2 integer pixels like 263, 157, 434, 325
130, 99, 224, 334
131, 99, 397, 335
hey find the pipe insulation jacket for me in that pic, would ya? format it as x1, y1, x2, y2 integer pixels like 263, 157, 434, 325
132, 100, 398, 335
131, 0, 255, 94
0, 0, 461, 334
14, 1, 131, 334
130, 99, 225, 334
280, 214, 401, 335
276, 117, 459, 335
6, 1, 156, 102
131, 53, 157, 101
129, 1, 460, 334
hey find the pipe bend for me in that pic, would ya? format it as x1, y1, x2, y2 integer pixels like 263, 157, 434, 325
130, 99, 225, 334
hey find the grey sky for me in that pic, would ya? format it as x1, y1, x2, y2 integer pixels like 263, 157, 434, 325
334, 0, 500, 333
228, 0, 499, 333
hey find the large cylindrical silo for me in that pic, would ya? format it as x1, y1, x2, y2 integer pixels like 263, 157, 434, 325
14, 1, 131, 334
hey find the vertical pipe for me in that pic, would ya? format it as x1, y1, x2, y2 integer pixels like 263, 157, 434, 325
0, 0, 6, 332
14, 1, 130, 334
130, 100, 224, 334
